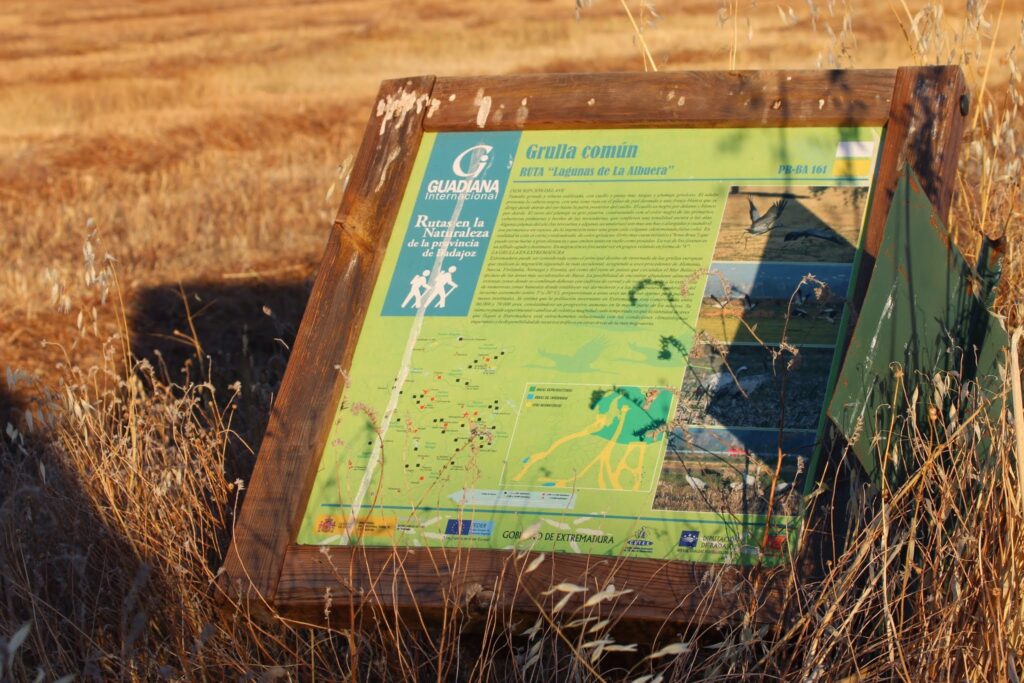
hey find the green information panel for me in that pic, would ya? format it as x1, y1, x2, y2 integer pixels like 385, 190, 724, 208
298, 127, 881, 565
829, 168, 1008, 483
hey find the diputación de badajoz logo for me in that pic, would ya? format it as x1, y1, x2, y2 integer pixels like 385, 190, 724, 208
678, 530, 700, 549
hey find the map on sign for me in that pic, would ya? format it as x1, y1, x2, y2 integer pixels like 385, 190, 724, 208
298, 127, 880, 565
507, 384, 672, 492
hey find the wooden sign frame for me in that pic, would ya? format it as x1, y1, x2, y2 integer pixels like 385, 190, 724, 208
223, 67, 967, 625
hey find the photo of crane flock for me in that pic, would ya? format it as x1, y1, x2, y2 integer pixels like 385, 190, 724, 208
654, 185, 867, 516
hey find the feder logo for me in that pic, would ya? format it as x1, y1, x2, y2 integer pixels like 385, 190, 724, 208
444, 519, 494, 538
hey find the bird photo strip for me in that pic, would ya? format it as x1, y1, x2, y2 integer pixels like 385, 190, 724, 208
656, 183, 869, 527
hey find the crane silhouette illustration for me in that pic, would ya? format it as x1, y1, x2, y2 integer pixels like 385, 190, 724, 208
530, 337, 609, 373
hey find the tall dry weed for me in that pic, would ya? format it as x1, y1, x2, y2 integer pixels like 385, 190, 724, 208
1, 1, 1023, 681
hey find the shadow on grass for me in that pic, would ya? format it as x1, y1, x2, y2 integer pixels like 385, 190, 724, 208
1, 271, 318, 679
128, 274, 314, 472
0, 383, 160, 680
0, 383, 17, 432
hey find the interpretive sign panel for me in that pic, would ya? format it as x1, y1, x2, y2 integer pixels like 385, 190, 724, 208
299, 127, 880, 565
223, 68, 969, 625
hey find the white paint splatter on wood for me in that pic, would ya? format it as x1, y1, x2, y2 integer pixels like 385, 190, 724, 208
426, 97, 442, 118
474, 88, 492, 128
516, 97, 529, 126
376, 87, 431, 135
374, 147, 400, 192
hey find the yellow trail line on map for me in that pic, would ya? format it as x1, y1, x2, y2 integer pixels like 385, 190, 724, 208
612, 442, 647, 491
589, 406, 630, 489
513, 396, 658, 491
512, 413, 614, 482
535, 403, 644, 490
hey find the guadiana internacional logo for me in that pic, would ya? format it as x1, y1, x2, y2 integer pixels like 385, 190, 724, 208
382, 132, 519, 318
451, 144, 492, 178
394, 143, 491, 313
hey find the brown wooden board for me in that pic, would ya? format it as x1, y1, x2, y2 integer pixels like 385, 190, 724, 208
222, 68, 967, 627
222, 76, 435, 616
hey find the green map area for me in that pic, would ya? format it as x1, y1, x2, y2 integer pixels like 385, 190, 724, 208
298, 127, 881, 566
509, 385, 672, 491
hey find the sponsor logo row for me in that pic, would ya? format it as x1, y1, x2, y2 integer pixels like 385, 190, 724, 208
443, 521, 789, 555
312, 516, 789, 555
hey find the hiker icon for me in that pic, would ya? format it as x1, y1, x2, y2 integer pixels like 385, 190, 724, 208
423, 265, 458, 309
401, 270, 432, 309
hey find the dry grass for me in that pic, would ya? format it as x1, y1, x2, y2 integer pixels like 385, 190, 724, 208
1, 0, 1024, 680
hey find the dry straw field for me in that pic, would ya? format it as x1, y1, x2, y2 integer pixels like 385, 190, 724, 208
2, 0, 1024, 680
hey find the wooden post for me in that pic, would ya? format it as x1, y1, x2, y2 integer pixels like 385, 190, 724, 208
223, 76, 435, 612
